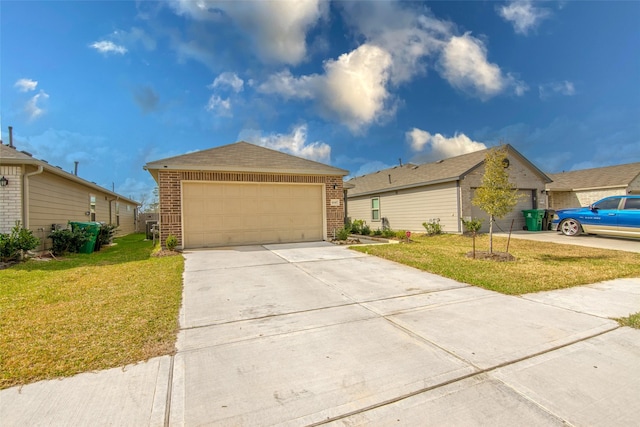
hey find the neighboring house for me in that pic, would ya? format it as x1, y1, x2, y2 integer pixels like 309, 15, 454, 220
144, 141, 348, 249
546, 162, 640, 209
346, 145, 552, 234
0, 142, 139, 251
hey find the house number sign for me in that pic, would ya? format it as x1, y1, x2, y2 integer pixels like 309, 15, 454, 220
330, 199, 341, 207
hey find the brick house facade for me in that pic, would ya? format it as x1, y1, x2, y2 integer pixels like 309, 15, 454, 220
147, 142, 348, 249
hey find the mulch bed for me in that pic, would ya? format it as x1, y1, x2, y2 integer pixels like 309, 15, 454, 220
152, 249, 182, 257
466, 251, 516, 261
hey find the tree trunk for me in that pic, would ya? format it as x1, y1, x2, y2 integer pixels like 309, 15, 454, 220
489, 215, 494, 254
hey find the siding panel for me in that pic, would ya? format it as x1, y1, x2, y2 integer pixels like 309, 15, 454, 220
348, 182, 459, 233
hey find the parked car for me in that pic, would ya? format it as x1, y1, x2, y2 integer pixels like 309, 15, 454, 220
552, 195, 640, 238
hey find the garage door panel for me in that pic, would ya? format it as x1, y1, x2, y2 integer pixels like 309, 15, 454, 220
183, 182, 324, 248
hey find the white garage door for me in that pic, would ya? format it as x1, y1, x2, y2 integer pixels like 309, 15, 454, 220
182, 182, 324, 248
471, 190, 535, 233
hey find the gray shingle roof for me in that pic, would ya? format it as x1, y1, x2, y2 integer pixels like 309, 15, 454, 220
0, 143, 140, 205
346, 145, 550, 197
144, 141, 348, 176
546, 162, 640, 191
0, 143, 37, 161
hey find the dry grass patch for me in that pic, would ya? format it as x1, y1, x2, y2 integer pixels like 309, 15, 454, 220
352, 234, 640, 295
0, 234, 183, 389
616, 312, 640, 329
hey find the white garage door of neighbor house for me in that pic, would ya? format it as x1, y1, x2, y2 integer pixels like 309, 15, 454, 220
182, 182, 324, 248
471, 189, 535, 233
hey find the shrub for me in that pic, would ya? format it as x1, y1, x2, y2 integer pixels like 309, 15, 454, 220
335, 227, 350, 241
165, 235, 178, 251
373, 228, 382, 236
422, 218, 443, 236
395, 230, 409, 240
350, 219, 365, 235
461, 218, 483, 234
49, 227, 90, 255
361, 224, 371, 236
0, 222, 40, 262
381, 228, 396, 239
96, 224, 118, 250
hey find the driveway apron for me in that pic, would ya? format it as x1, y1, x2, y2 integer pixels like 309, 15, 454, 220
170, 242, 638, 426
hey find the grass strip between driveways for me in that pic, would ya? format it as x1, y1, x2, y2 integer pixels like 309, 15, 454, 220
0, 233, 183, 390
616, 312, 640, 329
351, 234, 640, 296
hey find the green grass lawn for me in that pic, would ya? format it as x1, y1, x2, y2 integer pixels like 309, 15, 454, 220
352, 234, 640, 295
353, 234, 640, 329
0, 233, 183, 390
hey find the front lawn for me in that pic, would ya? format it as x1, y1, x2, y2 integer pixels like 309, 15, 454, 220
0, 233, 183, 390
352, 234, 640, 295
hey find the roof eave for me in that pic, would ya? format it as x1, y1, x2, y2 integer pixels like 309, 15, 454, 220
145, 164, 348, 176
6, 157, 140, 205
347, 176, 459, 198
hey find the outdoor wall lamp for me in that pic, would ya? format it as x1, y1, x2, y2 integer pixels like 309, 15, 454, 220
332, 184, 337, 190
0, 176, 8, 187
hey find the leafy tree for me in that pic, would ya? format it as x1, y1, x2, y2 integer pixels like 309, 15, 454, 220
472, 145, 521, 253
461, 218, 483, 258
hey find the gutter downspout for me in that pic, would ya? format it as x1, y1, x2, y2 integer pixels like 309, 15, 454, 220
23, 165, 44, 228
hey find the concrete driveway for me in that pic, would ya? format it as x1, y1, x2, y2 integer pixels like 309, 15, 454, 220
2, 241, 639, 426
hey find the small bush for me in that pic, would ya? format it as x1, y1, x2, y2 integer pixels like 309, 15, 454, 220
49, 227, 90, 255
361, 224, 371, 236
165, 235, 178, 251
395, 230, 409, 240
461, 218, 483, 234
381, 228, 396, 238
373, 228, 382, 236
335, 227, 350, 241
350, 219, 365, 234
0, 222, 40, 262
96, 224, 118, 249
422, 218, 443, 236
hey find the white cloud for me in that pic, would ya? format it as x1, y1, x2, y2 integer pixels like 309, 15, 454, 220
438, 33, 525, 99
342, 3, 525, 100
90, 40, 128, 55
498, 1, 551, 35
259, 44, 394, 133
539, 80, 576, 99
406, 128, 487, 161
238, 124, 331, 163
349, 160, 393, 179
169, 0, 326, 65
205, 95, 231, 116
25, 90, 49, 121
339, 2, 451, 86
209, 72, 244, 93
15, 78, 38, 92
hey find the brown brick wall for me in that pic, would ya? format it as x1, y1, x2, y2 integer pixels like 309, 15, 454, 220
157, 170, 344, 248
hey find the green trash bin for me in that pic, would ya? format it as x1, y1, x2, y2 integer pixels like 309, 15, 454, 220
522, 209, 545, 232
70, 222, 101, 253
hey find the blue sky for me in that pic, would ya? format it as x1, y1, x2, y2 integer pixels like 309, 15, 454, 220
2, 1, 639, 207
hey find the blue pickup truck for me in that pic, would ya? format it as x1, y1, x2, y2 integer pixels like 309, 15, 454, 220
552, 195, 640, 238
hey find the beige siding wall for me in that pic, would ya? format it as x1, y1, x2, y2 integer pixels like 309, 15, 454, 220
629, 175, 640, 194
0, 165, 23, 233
347, 182, 459, 233
27, 170, 137, 249
460, 154, 548, 225
549, 188, 626, 210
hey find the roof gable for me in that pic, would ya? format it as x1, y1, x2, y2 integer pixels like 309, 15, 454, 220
144, 141, 348, 178
346, 145, 550, 197
547, 162, 640, 191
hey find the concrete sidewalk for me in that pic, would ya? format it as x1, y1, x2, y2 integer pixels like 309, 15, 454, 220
2, 242, 639, 426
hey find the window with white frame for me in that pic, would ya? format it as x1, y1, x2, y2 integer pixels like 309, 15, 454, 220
371, 197, 380, 221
